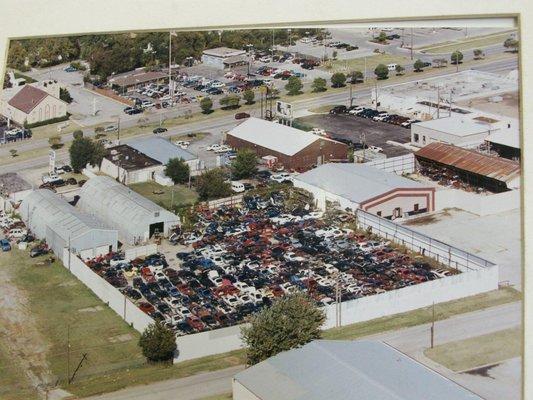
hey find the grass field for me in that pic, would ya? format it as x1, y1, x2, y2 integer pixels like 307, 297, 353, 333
201, 394, 232, 400
0, 341, 38, 400
322, 53, 410, 74
129, 181, 198, 210
419, 31, 515, 54
424, 328, 521, 372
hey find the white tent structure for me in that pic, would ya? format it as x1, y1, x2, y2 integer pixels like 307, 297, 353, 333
78, 176, 180, 245
20, 190, 118, 260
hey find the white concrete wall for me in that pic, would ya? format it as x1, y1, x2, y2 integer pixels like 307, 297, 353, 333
365, 154, 416, 174
124, 244, 158, 261
411, 124, 489, 149
435, 189, 520, 216
62, 249, 154, 333
175, 324, 245, 361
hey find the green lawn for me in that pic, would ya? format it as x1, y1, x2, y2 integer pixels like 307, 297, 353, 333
322, 53, 410, 74
424, 327, 521, 372
201, 394, 232, 400
419, 31, 515, 54
0, 340, 38, 400
129, 181, 198, 210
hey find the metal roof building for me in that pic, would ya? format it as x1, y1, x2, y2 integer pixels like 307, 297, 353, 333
415, 142, 520, 192
78, 176, 180, 245
20, 190, 118, 260
225, 118, 348, 171
293, 163, 435, 219
128, 137, 198, 163
233, 340, 483, 400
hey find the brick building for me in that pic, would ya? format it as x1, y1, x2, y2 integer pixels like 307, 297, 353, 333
225, 118, 348, 171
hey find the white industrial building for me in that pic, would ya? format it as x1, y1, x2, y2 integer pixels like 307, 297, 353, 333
411, 117, 491, 148
233, 340, 483, 400
201, 47, 248, 69
293, 163, 435, 219
20, 189, 118, 259
78, 176, 180, 245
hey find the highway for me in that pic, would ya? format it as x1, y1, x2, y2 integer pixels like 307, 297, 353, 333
85, 301, 520, 400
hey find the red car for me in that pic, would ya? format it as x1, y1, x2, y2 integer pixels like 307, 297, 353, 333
186, 316, 205, 332
139, 302, 155, 314
235, 112, 250, 120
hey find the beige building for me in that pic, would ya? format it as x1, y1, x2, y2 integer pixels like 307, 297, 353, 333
0, 80, 67, 126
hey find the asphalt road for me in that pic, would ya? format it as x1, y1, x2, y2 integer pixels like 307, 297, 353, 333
84, 301, 520, 400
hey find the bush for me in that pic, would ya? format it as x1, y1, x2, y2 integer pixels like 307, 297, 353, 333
165, 158, 190, 184
72, 130, 83, 140
374, 64, 389, 80
285, 76, 303, 96
231, 149, 258, 179
60, 87, 73, 104
139, 322, 177, 363
196, 168, 231, 200
413, 59, 425, 72
450, 50, 464, 64
331, 72, 346, 88
219, 94, 240, 110
23, 113, 70, 129
200, 97, 213, 114
243, 89, 255, 105
311, 77, 327, 93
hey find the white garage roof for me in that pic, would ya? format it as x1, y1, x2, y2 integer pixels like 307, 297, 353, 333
234, 340, 483, 400
227, 117, 320, 156
293, 163, 428, 204
128, 137, 198, 163
413, 117, 490, 137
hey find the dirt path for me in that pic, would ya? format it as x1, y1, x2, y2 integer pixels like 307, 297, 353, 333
0, 267, 54, 397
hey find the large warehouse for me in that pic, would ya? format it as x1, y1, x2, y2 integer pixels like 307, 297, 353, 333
411, 117, 491, 148
233, 340, 483, 400
415, 142, 520, 193
225, 118, 348, 171
20, 190, 118, 259
293, 163, 435, 219
78, 176, 180, 245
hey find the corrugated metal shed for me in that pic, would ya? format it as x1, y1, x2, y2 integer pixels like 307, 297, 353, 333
293, 163, 428, 204
20, 190, 118, 257
128, 137, 197, 163
415, 142, 520, 183
78, 176, 180, 244
234, 340, 483, 400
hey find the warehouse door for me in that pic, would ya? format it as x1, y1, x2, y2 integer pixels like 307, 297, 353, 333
149, 222, 164, 238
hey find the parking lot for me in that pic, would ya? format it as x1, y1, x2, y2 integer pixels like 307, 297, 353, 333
80, 186, 456, 337
297, 113, 412, 157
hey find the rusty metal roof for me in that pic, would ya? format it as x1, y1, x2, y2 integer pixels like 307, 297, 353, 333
415, 142, 520, 183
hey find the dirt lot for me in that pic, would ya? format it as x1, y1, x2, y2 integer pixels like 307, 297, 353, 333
457, 91, 519, 119
297, 113, 412, 157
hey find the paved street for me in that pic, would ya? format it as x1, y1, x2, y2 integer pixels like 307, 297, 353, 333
85, 302, 521, 400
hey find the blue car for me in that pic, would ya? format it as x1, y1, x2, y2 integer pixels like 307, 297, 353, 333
0, 239, 11, 252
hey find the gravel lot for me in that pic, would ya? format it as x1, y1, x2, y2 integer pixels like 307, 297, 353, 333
297, 113, 412, 157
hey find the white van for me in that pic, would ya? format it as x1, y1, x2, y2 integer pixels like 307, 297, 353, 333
231, 181, 245, 193
387, 63, 398, 71
8, 228, 27, 238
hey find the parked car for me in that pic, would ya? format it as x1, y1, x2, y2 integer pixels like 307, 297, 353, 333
104, 125, 117, 133
0, 239, 11, 252
329, 105, 348, 114
235, 112, 250, 120
153, 127, 168, 134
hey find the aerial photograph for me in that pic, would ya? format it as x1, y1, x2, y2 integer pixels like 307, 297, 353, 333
0, 24, 521, 400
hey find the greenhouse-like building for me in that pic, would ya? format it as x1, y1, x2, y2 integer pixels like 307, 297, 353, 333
20, 190, 118, 260
78, 176, 180, 245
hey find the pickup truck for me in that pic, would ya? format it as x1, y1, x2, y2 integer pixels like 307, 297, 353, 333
42, 173, 62, 184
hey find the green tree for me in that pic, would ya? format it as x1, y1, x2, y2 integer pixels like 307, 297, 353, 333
9, 149, 17, 158
59, 87, 73, 104
196, 168, 231, 200
241, 293, 326, 365
243, 89, 255, 105
332, 50, 338, 60
473, 49, 484, 60
48, 135, 62, 149
285, 76, 303, 96
450, 50, 463, 64
413, 59, 425, 72
311, 77, 327, 93
377, 31, 387, 43
503, 38, 519, 52
165, 157, 190, 184
231, 149, 258, 179
200, 97, 213, 114
69, 137, 102, 172
348, 70, 364, 84
395, 65, 405, 75
330, 72, 346, 88
219, 94, 240, 109
139, 322, 177, 363
72, 130, 83, 140
374, 64, 389, 80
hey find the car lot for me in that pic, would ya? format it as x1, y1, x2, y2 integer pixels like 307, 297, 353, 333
297, 112, 412, 157
81, 187, 456, 337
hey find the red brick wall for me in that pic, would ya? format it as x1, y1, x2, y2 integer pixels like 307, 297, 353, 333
225, 135, 348, 172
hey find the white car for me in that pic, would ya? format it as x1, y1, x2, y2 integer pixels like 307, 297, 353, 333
104, 125, 117, 132
368, 145, 384, 153
174, 140, 190, 149
206, 143, 222, 151
42, 173, 61, 184
284, 252, 305, 262
349, 106, 365, 115
210, 81, 225, 88
214, 145, 232, 154
259, 56, 271, 63
311, 127, 327, 136
270, 173, 291, 183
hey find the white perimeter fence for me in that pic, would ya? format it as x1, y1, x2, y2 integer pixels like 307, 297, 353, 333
365, 153, 416, 174
59, 208, 499, 362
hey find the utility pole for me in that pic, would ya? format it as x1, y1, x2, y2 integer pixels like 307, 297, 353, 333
410, 28, 414, 60
169, 31, 172, 107
349, 83, 353, 107
335, 273, 342, 327
271, 29, 275, 60
360, 132, 366, 163
117, 116, 121, 143
436, 86, 440, 119
67, 235, 71, 271
449, 90, 452, 117
66, 325, 71, 383
430, 302, 435, 349
374, 82, 379, 110
364, 57, 367, 83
